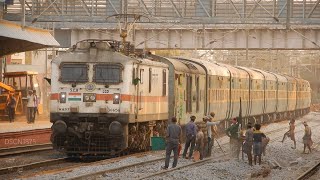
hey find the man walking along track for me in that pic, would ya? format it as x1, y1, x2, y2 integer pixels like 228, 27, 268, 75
162, 117, 181, 169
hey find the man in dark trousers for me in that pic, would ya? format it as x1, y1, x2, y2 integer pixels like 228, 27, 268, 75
243, 122, 254, 166
6, 93, 16, 123
162, 117, 181, 169
182, 115, 197, 159
253, 124, 266, 165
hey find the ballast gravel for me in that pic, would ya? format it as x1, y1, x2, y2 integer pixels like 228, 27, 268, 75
18, 112, 320, 180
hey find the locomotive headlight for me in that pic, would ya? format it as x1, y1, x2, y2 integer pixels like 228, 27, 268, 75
113, 93, 120, 104
83, 93, 96, 102
90, 95, 96, 101
60, 92, 66, 103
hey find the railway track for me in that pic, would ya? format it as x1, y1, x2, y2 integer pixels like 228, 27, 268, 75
0, 143, 52, 157
13, 118, 319, 180
136, 123, 320, 180
69, 156, 166, 180
18, 151, 158, 179
137, 156, 230, 180
66, 120, 320, 180
65, 123, 302, 179
296, 162, 320, 180
0, 157, 68, 175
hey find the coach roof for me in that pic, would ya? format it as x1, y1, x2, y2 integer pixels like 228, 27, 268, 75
175, 57, 230, 77
165, 57, 206, 74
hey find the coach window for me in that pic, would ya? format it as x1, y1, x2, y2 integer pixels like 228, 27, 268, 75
186, 75, 192, 112
196, 76, 199, 112
60, 63, 88, 83
140, 69, 144, 84
94, 64, 122, 84
162, 69, 167, 96
149, 68, 152, 93
178, 74, 182, 85
132, 67, 136, 84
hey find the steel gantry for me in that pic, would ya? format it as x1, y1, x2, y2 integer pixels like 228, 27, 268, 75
3, 0, 320, 50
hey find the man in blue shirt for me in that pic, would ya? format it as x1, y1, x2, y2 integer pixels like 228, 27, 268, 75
182, 115, 197, 159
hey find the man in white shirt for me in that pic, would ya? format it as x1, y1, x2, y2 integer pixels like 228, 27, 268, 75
27, 90, 36, 123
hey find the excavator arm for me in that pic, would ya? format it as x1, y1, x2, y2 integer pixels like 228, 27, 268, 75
0, 82, 15, 92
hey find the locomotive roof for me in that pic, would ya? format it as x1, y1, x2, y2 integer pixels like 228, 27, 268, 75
55, 50, 129, 63
174, 57, 230, 77
54, 49, 167, 68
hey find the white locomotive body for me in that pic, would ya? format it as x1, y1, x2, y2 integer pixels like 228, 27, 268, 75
50, 40, 168, 155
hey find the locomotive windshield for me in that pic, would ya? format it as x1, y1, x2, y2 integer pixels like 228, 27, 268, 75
94, 64, 122, 84
60, 63, 88, 83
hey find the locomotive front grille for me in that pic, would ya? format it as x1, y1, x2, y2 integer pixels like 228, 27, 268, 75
53, 133, 124, 154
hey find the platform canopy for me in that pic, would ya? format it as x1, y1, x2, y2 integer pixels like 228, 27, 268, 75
0, 20, 60, 56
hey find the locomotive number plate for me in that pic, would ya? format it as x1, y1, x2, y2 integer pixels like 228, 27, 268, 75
58, 107, 70, 112
70, 88, 79, 92
107, 106, 120, 113
102, 89, 110, 94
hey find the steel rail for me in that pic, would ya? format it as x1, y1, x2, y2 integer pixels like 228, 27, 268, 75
67, 120, 320, 180
138, 156, 230, 180
137, 123, 320, 180
19, 151, 155, 179
0, 157, 68, 175
69, 157, 166, 180
17, 118, 318, 179
68, 122, 301, 180
296, 162, 320, 180
0, 143, 52, 157
139, 123, 320, 180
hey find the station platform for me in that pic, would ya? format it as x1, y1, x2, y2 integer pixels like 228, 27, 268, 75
0, 114, 51, 133
0, 114, 51, 148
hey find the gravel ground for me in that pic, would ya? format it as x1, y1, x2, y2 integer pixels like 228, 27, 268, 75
18, 112, 320, 180
20, 153, 167, 180
147, 112, 320, 180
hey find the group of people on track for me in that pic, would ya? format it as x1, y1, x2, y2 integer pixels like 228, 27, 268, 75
162, 113, 313, 169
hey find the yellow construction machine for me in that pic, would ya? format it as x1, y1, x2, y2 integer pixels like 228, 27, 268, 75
0, 71, 41, 116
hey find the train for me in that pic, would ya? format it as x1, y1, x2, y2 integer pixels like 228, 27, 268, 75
50, 39, 311, 156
